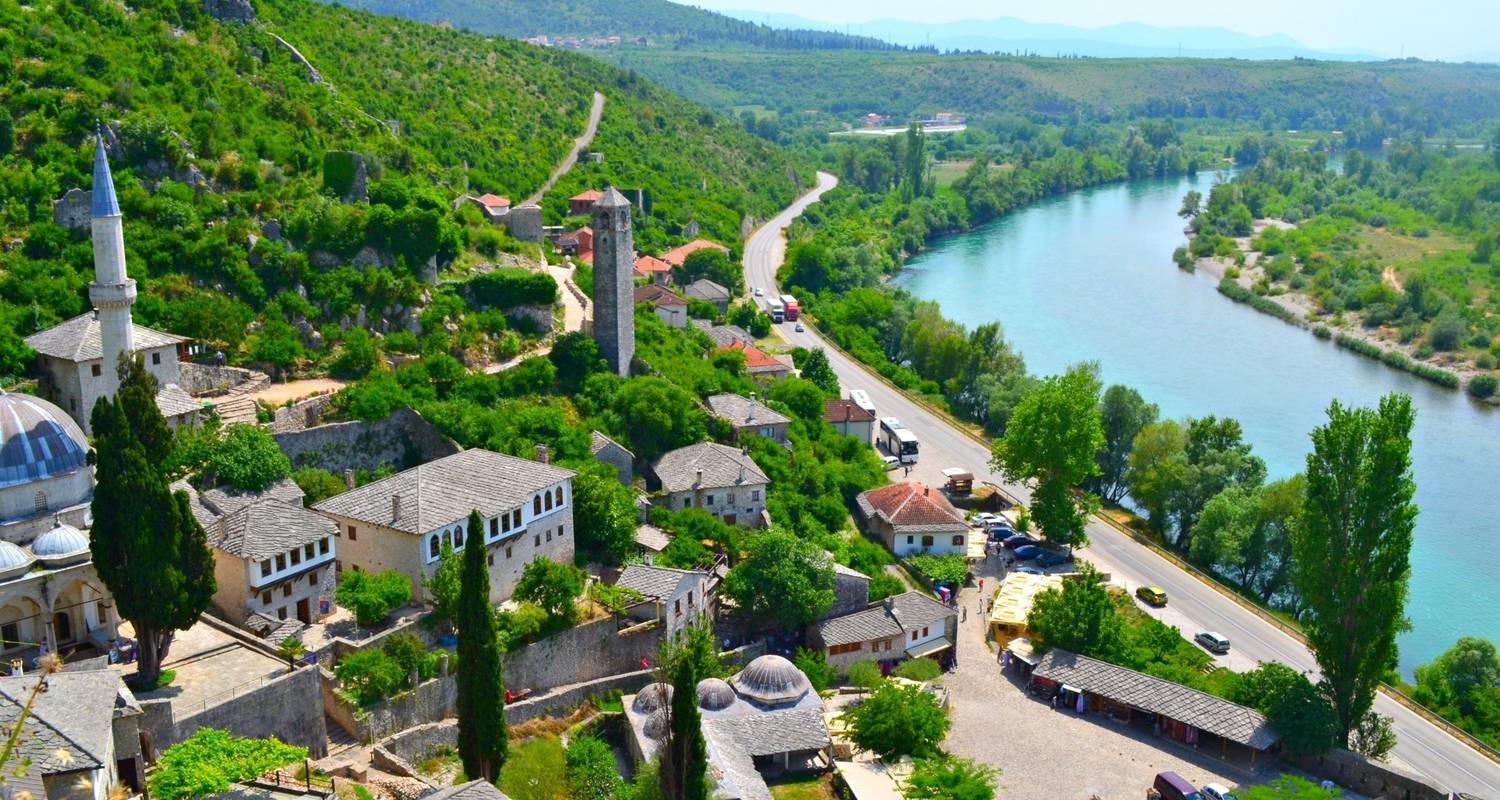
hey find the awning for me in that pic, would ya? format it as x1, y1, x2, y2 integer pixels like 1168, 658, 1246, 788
1007, 637, 1037, 666
907, 637, 954, 659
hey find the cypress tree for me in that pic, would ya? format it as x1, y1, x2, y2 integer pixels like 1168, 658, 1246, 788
456, 510, 507, 782
89, 359, 216, 686
661, 655, 708, 800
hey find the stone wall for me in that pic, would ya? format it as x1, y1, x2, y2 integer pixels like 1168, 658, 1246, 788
504, 206, 544, 243
52, 188, 91, 231
180, 362, 261, 396
505, 669, 651, 726
504, 304, 554, 335
314, 613, 435, 668
503, 614, 663, 696
1287, 749, 1445, 800
270, 393, 336, 434
141, 664, 328, 756
354, 671, 458, 743
273, 407, 458, 474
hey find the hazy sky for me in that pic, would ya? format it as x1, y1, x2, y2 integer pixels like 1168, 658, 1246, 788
692, 0, 1494, 60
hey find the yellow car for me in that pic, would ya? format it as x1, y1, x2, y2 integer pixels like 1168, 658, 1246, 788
1136, 585, 1168, 607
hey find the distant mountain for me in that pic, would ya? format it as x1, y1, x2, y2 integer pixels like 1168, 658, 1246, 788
326, 0, 906, 50
722, 11, 1383, 60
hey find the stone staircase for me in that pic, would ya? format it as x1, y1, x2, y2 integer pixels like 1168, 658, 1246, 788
207, 369, 271, 425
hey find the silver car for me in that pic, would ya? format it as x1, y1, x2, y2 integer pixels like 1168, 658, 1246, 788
1195, 631, 1231, 654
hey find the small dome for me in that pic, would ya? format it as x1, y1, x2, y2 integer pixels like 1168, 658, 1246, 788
32, 520, 89, 565
642, 709, 670, 740
0, 393, 89, 490
731, 655, 811, 706
696, 677, 735, 711
0, 541, 34, 580
632, 682, 674, 714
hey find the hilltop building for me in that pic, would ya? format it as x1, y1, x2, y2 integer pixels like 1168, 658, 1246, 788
651, 443, 768, 527
26, 134, 196, 434
591, 188, 635, 376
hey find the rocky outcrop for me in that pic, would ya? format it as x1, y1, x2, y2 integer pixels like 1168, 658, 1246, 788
52, 188, 92, 231
202, 0, 255, 22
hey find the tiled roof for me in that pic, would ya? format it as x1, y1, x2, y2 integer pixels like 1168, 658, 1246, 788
155, 383, 201, 419
814, 591, 955, 647
25, 312, 187, 362
0, 392, 88, 490
0, 669, 129, 777
716, 341, 786, 373
313, 449, 574, 534
201, 477, 308, 517
634, 525, 671, 552
684, 279, 731, 302
590, 430, 633, 460
652, 442, 767, 494
703, 731, 772, 800
633, 255, 673, 275
426, 779, 513, 800
824, 398, 875, 425
833, 561, 868, 580
705, 706, 829, 756
706, 394, 790, 429
1032, 649, 1280, 750
617, 564, 704, 601
662, 239, 728, 267
634, 284, 687, 307
694, 322, 753, 348
596, 187, 631, 209
475, 193, 510, 209
570, 189, 603, 203
856, 483, 967, 532
208, 498, 337, 560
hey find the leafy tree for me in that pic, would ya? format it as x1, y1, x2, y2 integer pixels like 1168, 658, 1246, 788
1351, 711, 1397, 760
275, 638, 307, 671
658, 533, 716, 570
1026, 565, 1122, 659
496, 356, 557, 398
1294, 393, 1417, 747
677, 247, 741, 293
613, 376, 707, 460
148, 728, 306, 800
291, 467, 349, 507
90, 361, 217, 686
793, 647, 835, 692
571, 462, 639, 565
1170, 416, 1267, 552
117, 353, 175, 465
892, 657, 942, 683
335, 569, 412, 626
660, 653, 709, 800
990, 364, 1104, 546
423, 544, 464, 622
1178, 190, 1202, 219
550, 331, 608, 395
847, 659, 884, 690
566, 736, 624, 800
330, 328, 379, 379
791, 347, 840, 395
1090, 385, 1157, 504
588, 581, 643, 619
514, 557, 586, 623
1126, 419, 1188, 535
767, 376, 828, 422
903, 123, 927, 198
457, 511, 507, 782
1237, 775, 1340, 800
905, 756, 999, 800
205, 424, 293, 491
1190, 476, 1304, 607
841, 682, 949, 759
334, 648, 408, 705
1231, 662, 1338, 756
722, 529, 834, 628
1413, 635, 1500, 740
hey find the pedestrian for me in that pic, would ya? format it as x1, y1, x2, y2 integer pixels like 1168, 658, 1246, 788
962, 606, 967, 622
979, 578, 985, 591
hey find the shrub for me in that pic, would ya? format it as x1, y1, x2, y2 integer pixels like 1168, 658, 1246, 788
892, 657, 942, 682
149, 728, 307, 800
334, 648, 408, 706
463, 268, 558, 309
335, 569, 412, 626
793, 647, 835, 692
847, 659, 884, 690
1430, 310, 1466, 351
905, 553, 968, 587
1469, 374, 1499, 399
1477, 353, 1497, 370
841, 682, 949, 759
204, 424, 292, 491
291, 467, 347, 506
514, 558, 586, 623
565, 736, 623, 800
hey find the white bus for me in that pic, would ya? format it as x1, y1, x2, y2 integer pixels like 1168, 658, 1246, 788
879, 417, 920, 465
849, 389, 877, 419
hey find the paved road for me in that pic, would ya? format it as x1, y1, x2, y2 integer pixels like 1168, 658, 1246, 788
521, 91, 606, 207
743, 171, 1500, 796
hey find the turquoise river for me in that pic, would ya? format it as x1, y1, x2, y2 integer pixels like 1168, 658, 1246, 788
891, 171, 1498, 675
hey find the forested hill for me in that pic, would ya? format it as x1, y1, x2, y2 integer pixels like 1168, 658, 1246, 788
594, 49, 1500, 135
0, 0, 807, 378
324, 0, 906, 50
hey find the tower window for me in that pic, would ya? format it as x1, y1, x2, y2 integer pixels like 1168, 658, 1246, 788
91, 364, 101, 377
151, 352, 161, 365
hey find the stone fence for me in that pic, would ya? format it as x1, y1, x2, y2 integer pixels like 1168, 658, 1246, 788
270, 393, 336, 433
141, 663, 328, 757
502, 613, 664, 696
272, 407, 458, 474
1287, 749, 1446, 800
180, 362, 262, 396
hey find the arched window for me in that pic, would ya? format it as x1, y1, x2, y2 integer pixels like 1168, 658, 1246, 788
454, 526, 464, 549
534, 496, 542, 515
443, 529, 453, 550
544, 491, 553, 511
554, 487, 563, 507
430, 535, 440, 559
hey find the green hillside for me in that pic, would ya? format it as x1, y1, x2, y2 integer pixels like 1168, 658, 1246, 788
325, 0, 902, 50
593, 48, 1500, 136
0, 0, 807, 380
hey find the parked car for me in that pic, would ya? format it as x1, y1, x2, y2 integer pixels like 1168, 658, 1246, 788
988, 527, 1015, 542
1034, 548, 1073, 568
1002, 533, 1037, 549
1195, 631, 1231, 654
1136, 585, 1168, 607
1012, 544, 1042, 561
794, 321, 805, 332
1016, 565, 1044, 576
881, 455, 900, 470
1201, 783, 1236, 800
972, 513, 1001, 527
1151, 772, 1203, 800
753, 287, 764, 296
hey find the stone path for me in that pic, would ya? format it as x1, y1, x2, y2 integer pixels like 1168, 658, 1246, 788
522, 92, 606, 208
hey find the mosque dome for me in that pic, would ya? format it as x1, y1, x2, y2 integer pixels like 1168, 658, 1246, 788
642, 709, 670, 740
0, 392, 89, 490
32, 520, 90, 566
730, 655, 811, 706
0, 541, 34, 581
632, 682, 674, 714
696, 677, 736, 711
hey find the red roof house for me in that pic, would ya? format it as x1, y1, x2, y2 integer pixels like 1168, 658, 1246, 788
633, 255, 674, 284
715, 340, 791, 384
568, 189, 604, 216
662, 239, 729, 267
855, 483, 969, 556
557, 226, 593, 263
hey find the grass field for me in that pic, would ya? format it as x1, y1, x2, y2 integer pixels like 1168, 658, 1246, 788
767, 774, 837, 800
497, 737, 568, 800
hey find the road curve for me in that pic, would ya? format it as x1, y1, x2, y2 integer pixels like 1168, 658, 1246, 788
742, 170, 1500, 795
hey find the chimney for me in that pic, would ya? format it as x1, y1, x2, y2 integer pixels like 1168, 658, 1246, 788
884, 595, 895, 611
738, 463, 746, 484
344, 469, 356, 490
695, 468, 704, 488
535, 443, 550, 465
392, 494, 402, 522
217, 516, 227, 541
748, 392, 757, 422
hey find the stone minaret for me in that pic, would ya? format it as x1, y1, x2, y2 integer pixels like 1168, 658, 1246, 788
591, 187, 634, 376
88, 131, 136, 397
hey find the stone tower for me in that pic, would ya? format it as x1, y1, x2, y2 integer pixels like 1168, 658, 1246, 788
591, 187, 634, 376
87, 131, 136, 396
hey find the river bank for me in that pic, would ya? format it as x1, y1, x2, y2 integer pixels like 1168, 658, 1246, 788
1192, 220, 1497, 401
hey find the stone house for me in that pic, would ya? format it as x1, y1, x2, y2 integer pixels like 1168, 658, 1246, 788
693, 321, 754, 348
684, 279, 732, 313
615, 563, 715, 636
188, 485, 339, 628
634, 284, 689, 328
633, 255, 674, 285
716, 341, 793, 385
633, 525, 671, 559
855, 482, 969, 557
651, 443, 768, 527
707, 393, 790, 444
0, 668, 146, 799
808, 591, 957, 672
557, 227, 593, 262
568, 189, 603, 216
590, 430, 635, 485
823, 399, 874, 444
313, 448, 576, 604
828, 562, 870, 619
